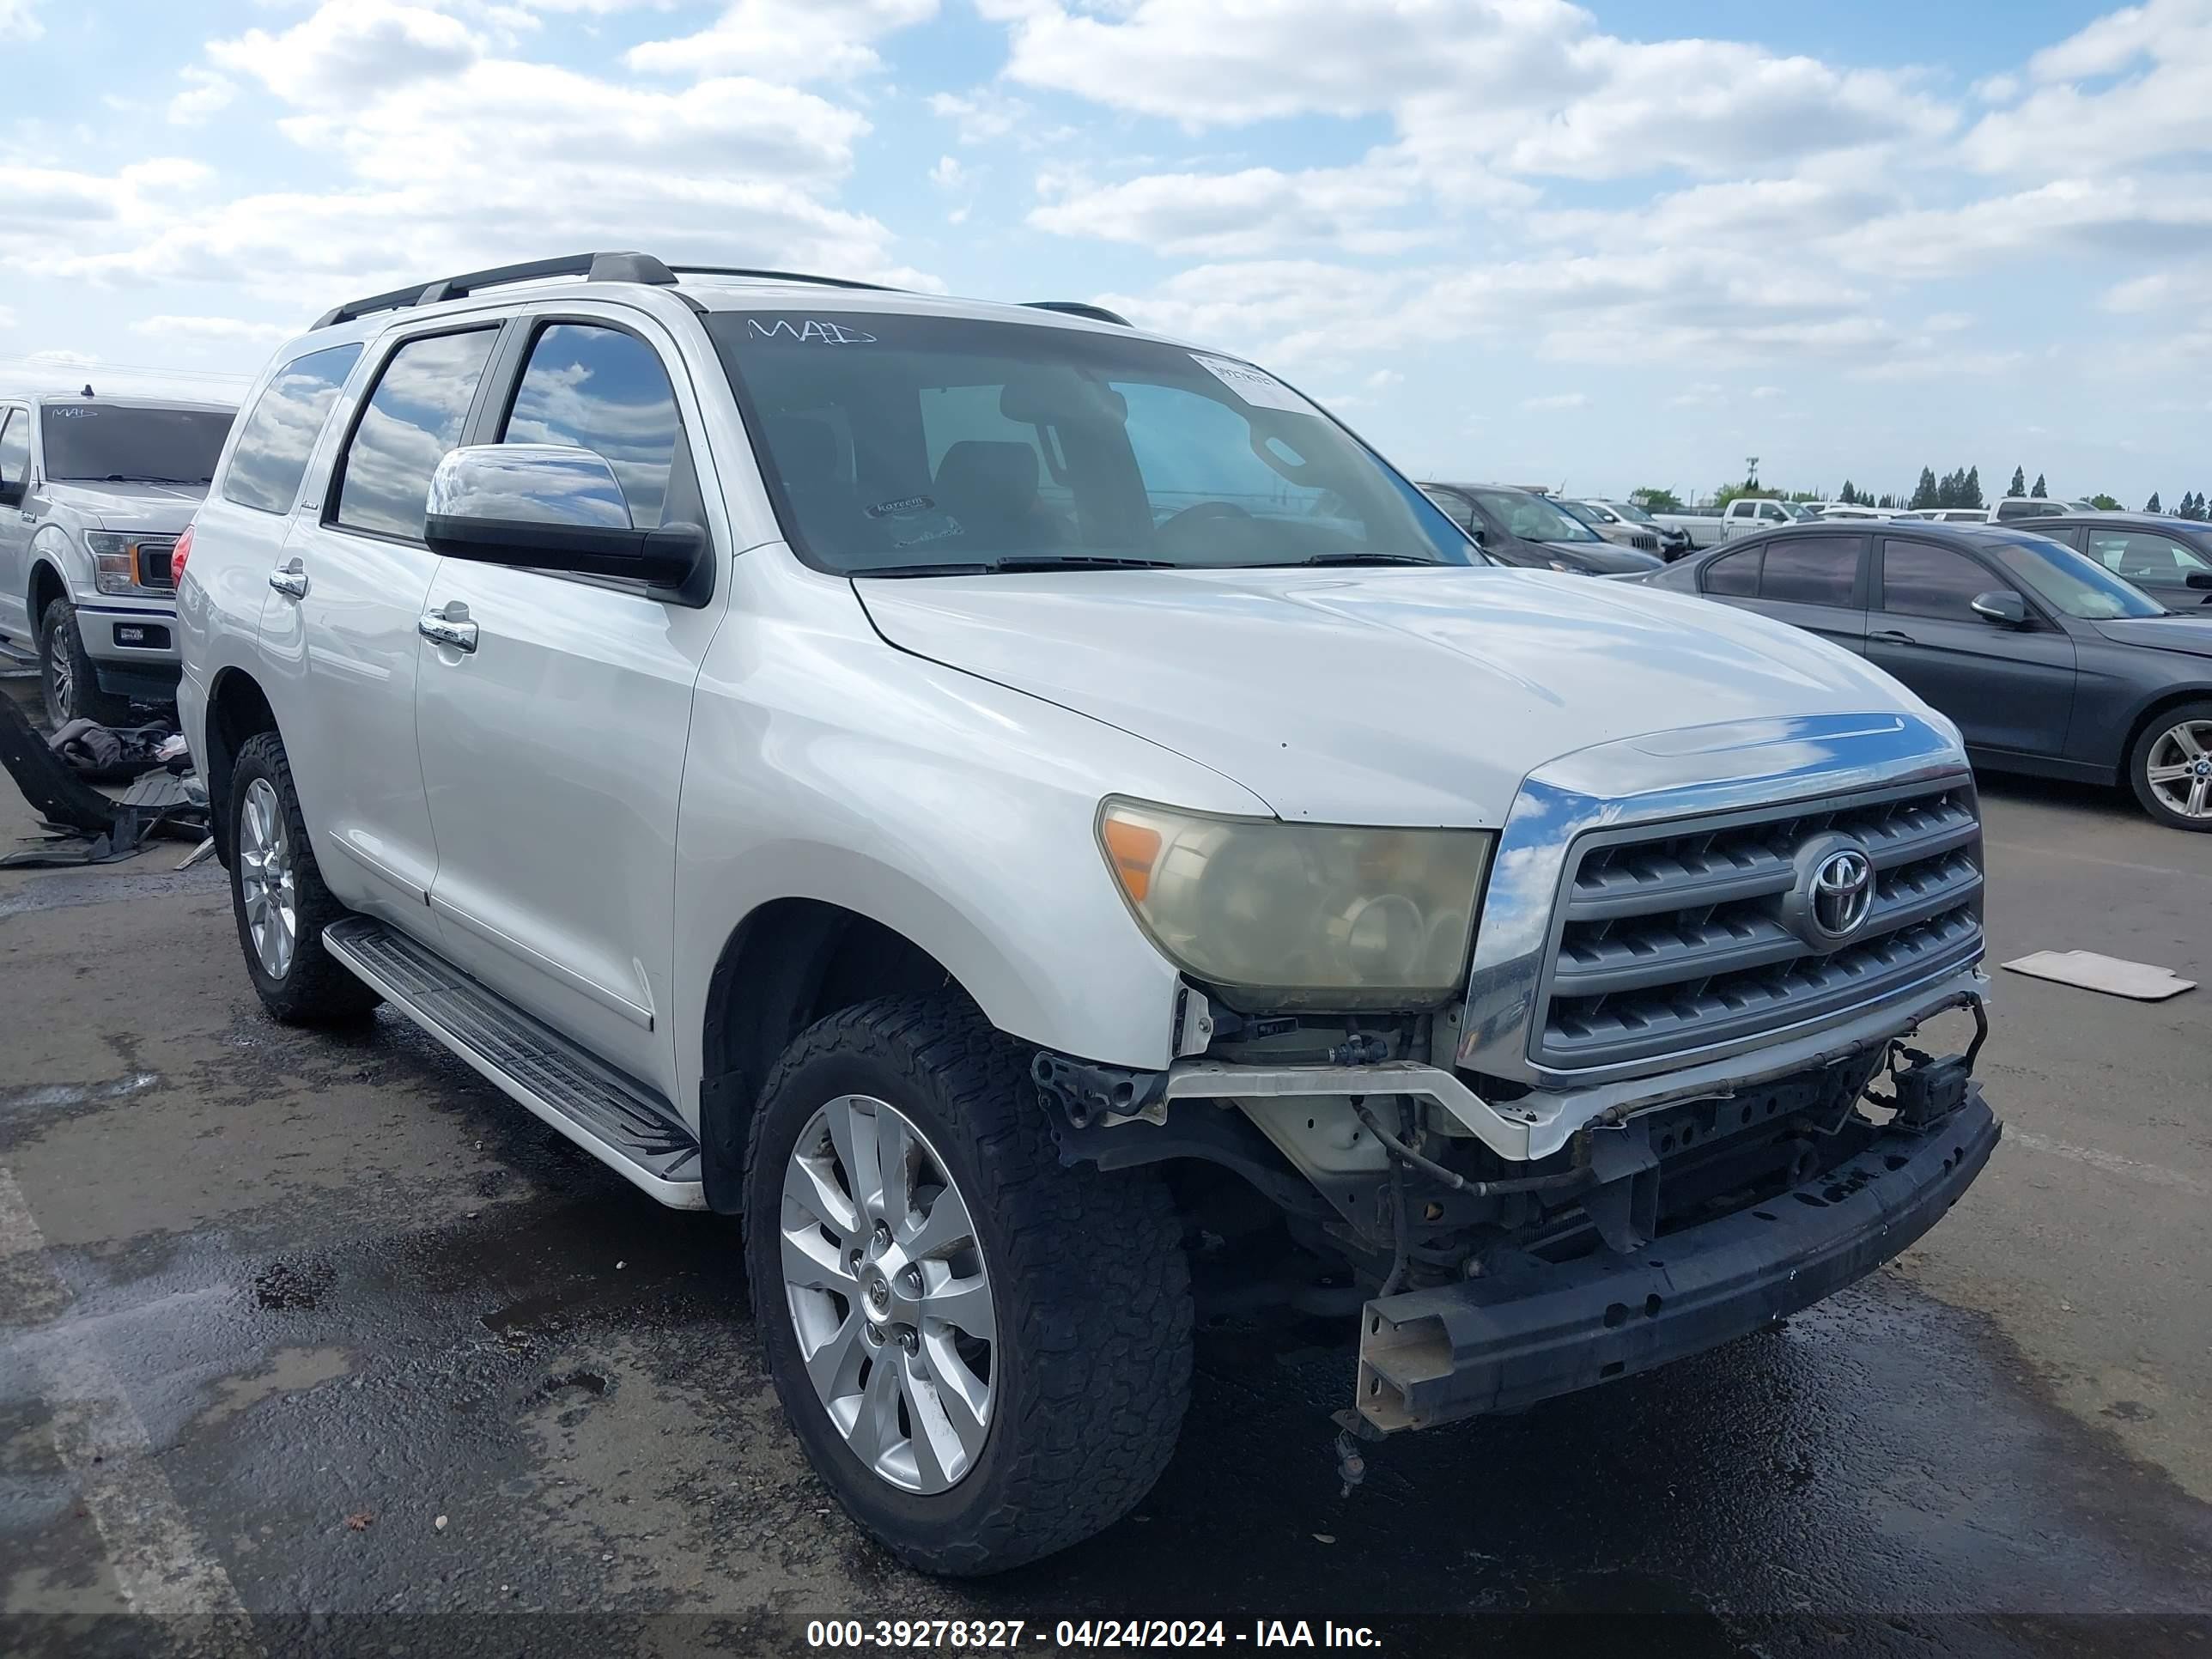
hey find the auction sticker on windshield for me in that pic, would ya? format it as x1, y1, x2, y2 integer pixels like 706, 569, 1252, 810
1189, 353, 1316, 415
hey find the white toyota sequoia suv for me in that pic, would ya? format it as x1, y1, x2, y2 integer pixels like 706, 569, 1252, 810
178, 252, 2000, 1575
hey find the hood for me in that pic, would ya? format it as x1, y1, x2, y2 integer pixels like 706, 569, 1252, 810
2095, 615, 2212, 659
45, 478, 209, 531
857, 565, 1935, 825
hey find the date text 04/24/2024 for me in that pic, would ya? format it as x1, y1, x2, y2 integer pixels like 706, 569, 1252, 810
805, 1620, 1383, 1649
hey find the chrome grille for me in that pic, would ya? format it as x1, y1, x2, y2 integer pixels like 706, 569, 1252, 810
1628, 532, 1658, 551
1535, 782, 1983, 1069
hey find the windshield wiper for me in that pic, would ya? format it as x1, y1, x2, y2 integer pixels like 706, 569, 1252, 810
1266, 552, 1441, 568
85, 473, 206, 484
854, 555, 1176, 578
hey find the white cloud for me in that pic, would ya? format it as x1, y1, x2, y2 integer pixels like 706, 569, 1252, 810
167, 69, 237, 126
210, 3, 483, 104
1029, 158, 1431, 258
626, 0, 936, 81
1961, 0, 2212, 173
929, 155, 965, 189
0, 0, 40, 40
131, 314, 300, 346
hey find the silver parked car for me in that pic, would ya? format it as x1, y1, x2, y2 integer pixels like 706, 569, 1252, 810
179, 249, 2000, 1574
0, 391, 235, 724
1561, 497, 1662, 554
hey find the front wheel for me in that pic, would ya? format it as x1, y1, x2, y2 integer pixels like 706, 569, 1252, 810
744, 996, 1192, 1575
40, 597, 133, 727
2130, 702, 2212, 831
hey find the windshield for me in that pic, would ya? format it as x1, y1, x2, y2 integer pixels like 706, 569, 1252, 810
706, 312, 1471, 574
1785, 502, 1820, 521
1991, 537, 2167, 620
40, 404, 233, 484
1608, 501, 1656, 524
1557, 500, 1605, 526
1468, 488, 1600, 543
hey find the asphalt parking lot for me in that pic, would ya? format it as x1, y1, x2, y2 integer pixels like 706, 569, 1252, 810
2, 673, 2209, 1658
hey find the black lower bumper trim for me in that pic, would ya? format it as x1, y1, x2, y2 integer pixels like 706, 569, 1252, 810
1357, 1089, 2002, 1431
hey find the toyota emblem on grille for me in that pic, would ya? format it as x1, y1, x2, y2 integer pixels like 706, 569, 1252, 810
1809, 848, 1874, 939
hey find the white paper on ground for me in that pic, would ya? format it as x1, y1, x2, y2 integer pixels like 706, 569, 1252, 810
2002, 950, 2197, 1001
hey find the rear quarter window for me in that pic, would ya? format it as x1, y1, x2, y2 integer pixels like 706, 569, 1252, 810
222, 343, 363, 514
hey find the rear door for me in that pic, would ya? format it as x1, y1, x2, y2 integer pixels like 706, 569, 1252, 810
411, 307, 725, 1097
259, 323, 501, 924
1866, 537, 2076, 757
1740, 532, 1870, 653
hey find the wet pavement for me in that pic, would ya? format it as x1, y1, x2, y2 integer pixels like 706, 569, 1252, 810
3, 677, 2209, 1657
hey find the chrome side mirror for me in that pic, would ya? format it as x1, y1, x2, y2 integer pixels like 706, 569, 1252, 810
423, 445, 705, 589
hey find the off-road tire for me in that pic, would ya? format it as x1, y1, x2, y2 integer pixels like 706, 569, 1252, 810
228, 732, 382, 1024
744, 994, 1192, 1576
40, 597, 133, 727
2128, 700, 2212, 832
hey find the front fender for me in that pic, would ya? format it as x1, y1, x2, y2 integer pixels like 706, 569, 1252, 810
671, 551, 1270, 1118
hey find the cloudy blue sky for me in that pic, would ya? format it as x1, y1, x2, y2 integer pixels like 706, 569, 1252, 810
2, 0, 2206, 506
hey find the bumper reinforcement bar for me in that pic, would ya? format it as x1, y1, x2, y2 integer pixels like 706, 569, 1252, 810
1354, 1089, 2001, 1432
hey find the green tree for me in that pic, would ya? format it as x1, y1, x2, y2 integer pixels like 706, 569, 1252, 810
1715, 483, 1778, 507
1630, 486, 1683, 512
2030, 473, 2047, 498
1911, 466, 1940, 509
1963, 465, 1984, 508
2008, 465, 2027, 496
1876, 492, 1899, 508
2185, 491, 2207, 521
2145, 491, 2162, 514
2088, 493, 2122, 510
1838, 479, 1861, 505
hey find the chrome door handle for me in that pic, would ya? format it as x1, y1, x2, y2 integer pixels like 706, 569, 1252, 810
268, 558, 309, 599
418, 611, 478, 652
1869, 629, 1915, 645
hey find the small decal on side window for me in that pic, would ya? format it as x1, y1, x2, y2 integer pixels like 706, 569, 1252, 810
747, 319, 878, 345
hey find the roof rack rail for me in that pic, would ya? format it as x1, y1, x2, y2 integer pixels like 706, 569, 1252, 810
312, 251, 678, 330
665, 265, 902, 293
1023, 301, 1132, 327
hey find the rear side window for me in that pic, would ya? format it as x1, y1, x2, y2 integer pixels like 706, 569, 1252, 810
2084, 530, 2211, 579
0, 410, 27, 489
333, 328, 498, 541
1881, 540, 2004, 622
222, 343, 362, 514
1759, 535, 1860, 606
500, 324, 685, 529
1702, 547, 1760, 596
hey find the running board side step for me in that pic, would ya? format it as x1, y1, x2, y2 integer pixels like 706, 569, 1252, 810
323, 916, 706, 1208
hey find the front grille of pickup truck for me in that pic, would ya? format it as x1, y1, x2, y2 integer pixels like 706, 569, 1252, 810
1534, 781, 1983, 1070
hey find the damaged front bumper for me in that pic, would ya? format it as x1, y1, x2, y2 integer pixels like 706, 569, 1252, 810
1353, 1086, 2001, 1433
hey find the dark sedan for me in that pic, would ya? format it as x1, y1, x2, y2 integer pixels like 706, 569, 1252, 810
1419, 481, 1664, 576
2013, 511, 2212, 610
1644, 521, 2212, 830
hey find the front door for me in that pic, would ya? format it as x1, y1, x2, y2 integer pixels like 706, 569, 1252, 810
412, 314, 720, 1096
258, 323, 503, 925
1867, 537, 2076, 757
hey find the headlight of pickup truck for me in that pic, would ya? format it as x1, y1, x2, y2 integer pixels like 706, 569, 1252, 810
85, 532, 140, 595
1097, 798, 1492, 1008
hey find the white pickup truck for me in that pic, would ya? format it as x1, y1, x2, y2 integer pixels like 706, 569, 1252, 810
1650, 497, 1818, 549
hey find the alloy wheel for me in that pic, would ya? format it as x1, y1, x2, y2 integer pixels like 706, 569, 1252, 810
779, 1092, 995, 1495
2144, 719, 2212, 820
238, 777, 298, 979
44, 625, 74, 724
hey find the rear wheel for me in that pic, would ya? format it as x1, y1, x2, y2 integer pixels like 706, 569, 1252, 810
40, 597, 132, 727
744, 995, 1191, 1575
228, 732, 382, 1023
2130, 702, 2212, 831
